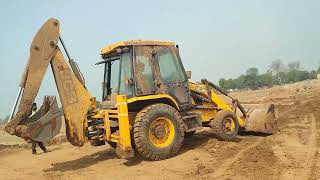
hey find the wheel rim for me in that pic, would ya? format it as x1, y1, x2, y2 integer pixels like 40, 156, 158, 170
223, 117, 236, 134
149, 117, 175, 148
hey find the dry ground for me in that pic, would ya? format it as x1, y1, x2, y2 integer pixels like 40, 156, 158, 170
0, 79, 320, 180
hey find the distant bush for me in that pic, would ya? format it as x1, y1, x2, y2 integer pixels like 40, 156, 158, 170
219, 60, 319, 90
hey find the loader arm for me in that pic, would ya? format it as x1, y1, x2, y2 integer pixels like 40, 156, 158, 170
5, 18, 94, 146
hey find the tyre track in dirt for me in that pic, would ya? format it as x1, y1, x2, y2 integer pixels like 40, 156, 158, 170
207, 81, 320, 180
272, 113, 318, 179
270, 85, 320, 180
310, 112, 320, 180
208, 137, 264, 179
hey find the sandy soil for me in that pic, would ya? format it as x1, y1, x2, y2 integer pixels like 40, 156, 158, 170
0, 79, 320, 180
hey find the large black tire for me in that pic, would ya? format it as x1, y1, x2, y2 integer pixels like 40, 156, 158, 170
133, 104, 185, 160
210, 110, 239, 141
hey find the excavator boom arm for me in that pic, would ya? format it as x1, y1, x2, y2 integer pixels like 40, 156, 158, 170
5, 18, 93, 146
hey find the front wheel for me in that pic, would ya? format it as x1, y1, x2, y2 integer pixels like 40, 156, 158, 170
133, 104, 185, 160
210, 110, 239, 141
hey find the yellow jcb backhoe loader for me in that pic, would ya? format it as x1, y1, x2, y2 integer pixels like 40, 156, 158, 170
5, 18, 277, 160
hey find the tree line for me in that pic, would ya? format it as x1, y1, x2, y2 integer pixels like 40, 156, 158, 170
219, 60, 320, 90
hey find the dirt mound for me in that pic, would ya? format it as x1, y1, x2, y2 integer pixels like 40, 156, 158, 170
229, 79, 320, 104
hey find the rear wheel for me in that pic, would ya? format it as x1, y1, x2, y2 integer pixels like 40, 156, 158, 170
133, 104, 185, 160
210, 110, 238, 141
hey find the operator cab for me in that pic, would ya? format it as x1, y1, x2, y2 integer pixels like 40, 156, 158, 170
98, 40, 190, 109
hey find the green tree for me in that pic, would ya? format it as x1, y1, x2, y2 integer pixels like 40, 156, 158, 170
219, 78, 226, 89
309, 70, 317, 79
296, 70, 310, 81
246, 67, 259, 76
234, 74, 246, 89
243, 67, 259, 89
258, 72, 273, 87
224, 79, 236, 90
287, 70, 298, 83
218, 60, 318, 90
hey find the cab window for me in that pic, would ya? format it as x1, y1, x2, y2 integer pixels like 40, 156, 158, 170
119, 50, 133, 96
134, 46, 156, 95
156, 47, 186, 83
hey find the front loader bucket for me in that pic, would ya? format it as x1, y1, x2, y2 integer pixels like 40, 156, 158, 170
244, 104, 278, 134
26, 96, 63, 142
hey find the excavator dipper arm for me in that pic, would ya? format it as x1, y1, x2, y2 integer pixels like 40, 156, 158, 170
51, 47, 93, 146
5, 18, 94, 146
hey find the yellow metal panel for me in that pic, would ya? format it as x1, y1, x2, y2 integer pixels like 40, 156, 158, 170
100, 40, 175, 55
108, 114, 119, 119
116, 95, 133, 152
210, 92, 245, 126
191, 109, 218, 122
107, 110, 118, 114
90, 113, 102, 119
211, 92, 229, 110
104, 112, 111, 142
127, 94, 180, 110
189, 81, 245, 127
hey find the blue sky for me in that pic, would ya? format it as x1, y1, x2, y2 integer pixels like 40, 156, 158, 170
1, 0, 320, 118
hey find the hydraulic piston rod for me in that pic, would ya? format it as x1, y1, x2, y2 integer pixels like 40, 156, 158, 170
8, 87, 23, 122
59, 36, 86, 87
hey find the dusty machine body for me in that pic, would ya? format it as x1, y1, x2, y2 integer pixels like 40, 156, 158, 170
5, 18, 277, 160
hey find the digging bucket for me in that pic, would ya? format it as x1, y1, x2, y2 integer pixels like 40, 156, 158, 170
25, 96, 63, 142
243, 103, 278, 134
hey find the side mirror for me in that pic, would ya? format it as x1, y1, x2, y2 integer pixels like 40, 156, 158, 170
186, 71, 192, 79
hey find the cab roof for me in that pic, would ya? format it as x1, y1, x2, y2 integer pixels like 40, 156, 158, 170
100, 40, 175, 55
